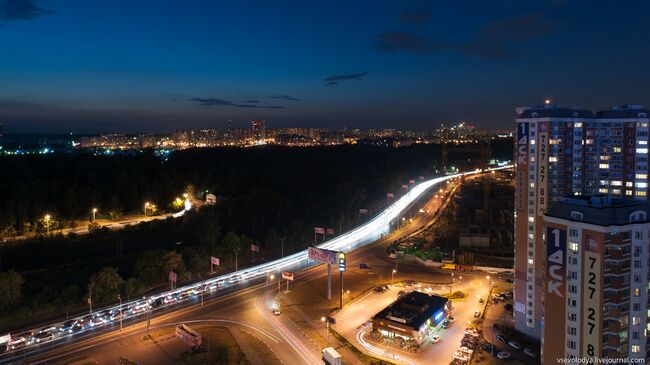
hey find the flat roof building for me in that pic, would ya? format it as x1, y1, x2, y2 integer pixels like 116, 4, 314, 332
371, 291, 450, 346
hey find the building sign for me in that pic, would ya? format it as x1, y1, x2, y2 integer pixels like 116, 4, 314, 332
537, 122, 548, 215
308, 247, 338, 265
582, 235, 602, 360
516, 122, 529, 211
546, 227, 566, 297
282, 271, 294, 281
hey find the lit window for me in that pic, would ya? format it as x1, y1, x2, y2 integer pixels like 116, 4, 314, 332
626, 182, 634, 187
636, 191, 647, 197
530, 140, 536, 145
612, 189, 621, 195
639, 140, 648, 145
635, 182, 648, 188
613, 147, 622, 153
568, 242, 578, 252
626, 190, 633, 196
611, 180, 622, 186
637, 148, 648, 154
527, 259, 534, 265
599, 188, 609, 193
549, 156, 558, 162
574, 123, 582, 128
634, 288, 640, 296
528, 216, 535, 223
632, 345, 640, 353
599, 163, 609, 169
636, 174, 648, 179
600, 180, 609, 186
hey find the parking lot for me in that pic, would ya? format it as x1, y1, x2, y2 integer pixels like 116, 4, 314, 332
331, 276, 491, 365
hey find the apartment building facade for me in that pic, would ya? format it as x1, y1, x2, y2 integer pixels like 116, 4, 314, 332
514, 103, 649, 339
542, 196, 649, 362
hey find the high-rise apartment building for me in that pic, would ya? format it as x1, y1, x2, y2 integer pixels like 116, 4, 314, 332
514, 103, 649, 339
542, 196, 649, 362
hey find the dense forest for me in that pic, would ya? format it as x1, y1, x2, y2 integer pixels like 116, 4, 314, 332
0, 141, 512, 331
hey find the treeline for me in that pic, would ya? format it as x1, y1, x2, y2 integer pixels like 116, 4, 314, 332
0, 142, 513, 331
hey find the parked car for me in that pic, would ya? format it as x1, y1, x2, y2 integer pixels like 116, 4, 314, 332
473, 310, 481, 318
60, 320, 77, 333
508, 340, 522, 349
447, 316, 455, 322
497, 351, 511, 360
272, 308, 281, 316
478, 298, 485, 304
524, 348, 537, 357
431, 335, 441, 343
496, 335, 507, 342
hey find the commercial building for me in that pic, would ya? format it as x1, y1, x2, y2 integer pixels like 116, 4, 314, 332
513, 103, 649, 338
542, 196, 649, 362
371, 291, 450, 346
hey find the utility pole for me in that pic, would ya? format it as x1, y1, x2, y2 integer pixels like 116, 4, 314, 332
339, 271, 344, 309
88, 283, 93, 314
280, 236, 285, 258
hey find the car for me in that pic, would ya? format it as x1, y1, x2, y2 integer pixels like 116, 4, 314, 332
404, 280, 415, 286
473, 310, 481, 318
496, 335, 507, 342
151, 298, 164, 308
397, 290, 406, 297
478, 298, 485, 304
163, 295, 178, 304
80, 315, 93, 327
524, 348, 536, 357
60, 320, 77, 333
431, 335, 441, 343
496, 351, 511, 360
359, 263, 372, 269
447, 316, 455, 323
272, 308, 281, 316
326, 316, 336, 324
7, 338, 27, 351
442, 320, 449, 329
39, 325, 57, 334
508, 340, 521, 349
34, 331, 54, 343
89, 316, 105, 327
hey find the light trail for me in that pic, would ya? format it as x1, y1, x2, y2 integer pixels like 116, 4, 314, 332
0, 165, 512, 362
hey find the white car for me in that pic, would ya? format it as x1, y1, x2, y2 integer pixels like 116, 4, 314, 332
508, 340, 522, 349
497, 351, 511, 360
431, 335, 441, 343
524, 348, 537, 357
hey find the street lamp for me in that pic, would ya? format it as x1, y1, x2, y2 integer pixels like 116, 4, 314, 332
144, 202, 150, 216
321, 316, 329, 344
92, 208, 97, 222
392, 269, 397, 285
44, 214, 51, 234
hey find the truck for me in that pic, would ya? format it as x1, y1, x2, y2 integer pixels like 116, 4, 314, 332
322, 347, 342, 365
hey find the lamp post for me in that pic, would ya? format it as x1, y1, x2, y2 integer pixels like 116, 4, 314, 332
321, 316, 329, 344
92, 208, 97, 223
118, 294, 123, 331
44, 214, 51, 234
391, 269, 396, 285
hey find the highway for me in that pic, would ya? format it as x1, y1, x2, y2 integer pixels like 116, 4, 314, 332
0, 165, 512, 364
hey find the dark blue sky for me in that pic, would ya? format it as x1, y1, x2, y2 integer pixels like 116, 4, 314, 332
1, 0, 650, 133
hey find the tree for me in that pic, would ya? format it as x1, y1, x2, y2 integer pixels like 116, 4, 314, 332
223, 231, 241, 253
123, 277, 143, 301
91, 267, 124, 304
107, 196, 123, 221
0, 270, 24, 310
198, 209, 221, 251
133, 249, 186, 287
264, 228, 280, 250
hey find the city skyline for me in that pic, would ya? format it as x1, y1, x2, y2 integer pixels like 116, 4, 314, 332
2, 0, 650, 133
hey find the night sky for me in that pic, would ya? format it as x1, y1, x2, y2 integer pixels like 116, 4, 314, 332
1, 0, 650, 133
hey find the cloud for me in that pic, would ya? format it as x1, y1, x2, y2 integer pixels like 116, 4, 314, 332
244, 100, 260, 103
190, 97, 284, 109
399, 10, 432, 25
324, 72, 368, 83
374, 31, 438, 53
269, 95, 299, 102
373, 12, 557, 60
0, 0, 54, 23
